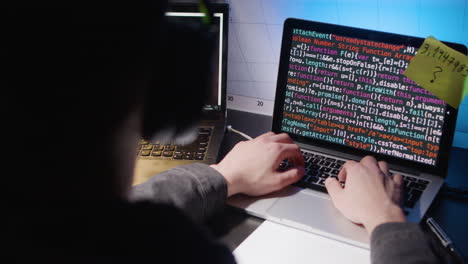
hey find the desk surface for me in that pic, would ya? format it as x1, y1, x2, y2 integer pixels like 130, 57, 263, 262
212, 109, 468, 261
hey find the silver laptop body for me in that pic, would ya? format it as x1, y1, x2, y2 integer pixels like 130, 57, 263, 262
229, 18, 466, 249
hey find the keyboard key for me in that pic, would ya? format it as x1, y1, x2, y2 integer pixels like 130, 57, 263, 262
337, 160, 345, 165
307, 170, 319, 177
408, 194, 420, 203
198, 147, 206, 153
199, 131, 211, 136
317, 173, 330, 179
317, 178, 326, 186
315, 155, 325, 159
163, 151, 173, 157
199, 142, 208, 147
308, 164, 320, 170
408, 182, 426, 190
199, 127, 212, 133
332, 163, 342, 169
177, 146, 196, 152
153, 145, 164, 151
410, 189, 422, 201
319, 167, 332, 173
184, 153, 194, 160
331, 169, 340, 175
325, 157, 336, 162
198, 136, 209, 143
142, 145, 153, 150
173, 153, 183, 159
310, 158, 320, 164
151, 150, 162, 156
164, 145, 175, 151
140, 150, 150, 156
307, 176, 320, 184
195, 154, 204, 160
417, 179, 430, 185
299, 176, 308, 182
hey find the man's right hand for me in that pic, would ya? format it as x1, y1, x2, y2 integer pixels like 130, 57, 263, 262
210, 132, 304, 198
325, 156, 406, 234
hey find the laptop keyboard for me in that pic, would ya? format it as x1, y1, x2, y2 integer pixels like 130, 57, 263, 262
136, 127, 212, 161
282, 150, 430, 212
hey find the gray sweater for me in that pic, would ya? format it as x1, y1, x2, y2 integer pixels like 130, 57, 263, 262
131, 163, 445, 264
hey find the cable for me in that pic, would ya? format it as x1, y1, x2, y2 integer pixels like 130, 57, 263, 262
441, 184, 468, 195
226, 125, 253, 140
440, 183, 468, 202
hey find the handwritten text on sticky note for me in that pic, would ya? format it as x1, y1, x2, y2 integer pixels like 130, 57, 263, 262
404, 36, 468, 108
464, 75, 468, 103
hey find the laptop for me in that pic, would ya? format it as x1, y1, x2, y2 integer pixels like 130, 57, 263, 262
133, 3, 229, 185
229, 18, 467, 249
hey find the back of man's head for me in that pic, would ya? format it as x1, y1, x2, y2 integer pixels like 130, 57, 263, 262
3, 2, 168, 204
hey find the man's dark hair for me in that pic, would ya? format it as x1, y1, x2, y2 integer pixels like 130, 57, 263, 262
3, 2, 168, 203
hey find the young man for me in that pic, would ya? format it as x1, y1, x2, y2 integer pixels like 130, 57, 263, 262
4, 2, 446, 263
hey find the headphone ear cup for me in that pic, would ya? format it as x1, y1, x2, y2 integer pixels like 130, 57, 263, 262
141, 17, 216, 140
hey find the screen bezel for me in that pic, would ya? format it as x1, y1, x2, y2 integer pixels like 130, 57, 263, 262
166, 3, 229, 114
273, 18, 467, 177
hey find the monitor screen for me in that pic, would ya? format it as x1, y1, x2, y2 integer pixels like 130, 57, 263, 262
280, 27, 449, 166
165, 11, 225, 111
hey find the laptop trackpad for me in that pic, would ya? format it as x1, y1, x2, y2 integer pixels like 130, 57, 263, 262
266, 189, 370, 248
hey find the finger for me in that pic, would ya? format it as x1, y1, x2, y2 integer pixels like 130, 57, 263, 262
275, 166, 305, 189
360, 156, 380, 171
276, 143, 304, 167
254, 131, 275, 140
338, 160, 358, 182
393, 173, 403, 187
393, 174, 404, 206
325, 177, 344, 208
361, 156, 385, 181
377, 161, 390, 177
263, 133, 294, 144
337, 165, 347, 182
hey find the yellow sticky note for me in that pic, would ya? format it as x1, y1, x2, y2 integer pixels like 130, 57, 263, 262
404, 36, 468, 108
464, 76, 468, 102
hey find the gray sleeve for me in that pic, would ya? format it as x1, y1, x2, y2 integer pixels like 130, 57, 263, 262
129, 163, 228, 224
370, 222, 442, 264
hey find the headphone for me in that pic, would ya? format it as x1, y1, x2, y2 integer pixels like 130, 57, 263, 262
141, 0, 217, 142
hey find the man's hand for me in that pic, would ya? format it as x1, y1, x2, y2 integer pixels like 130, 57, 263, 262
325, 156, 406, 234
210, 132, 304, 197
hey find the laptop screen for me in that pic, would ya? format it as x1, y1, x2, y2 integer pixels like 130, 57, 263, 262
275, 19, 464, 171
165, 11, 225, 111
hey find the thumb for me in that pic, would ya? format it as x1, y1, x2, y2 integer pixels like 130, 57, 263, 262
325, 177, 344, 208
